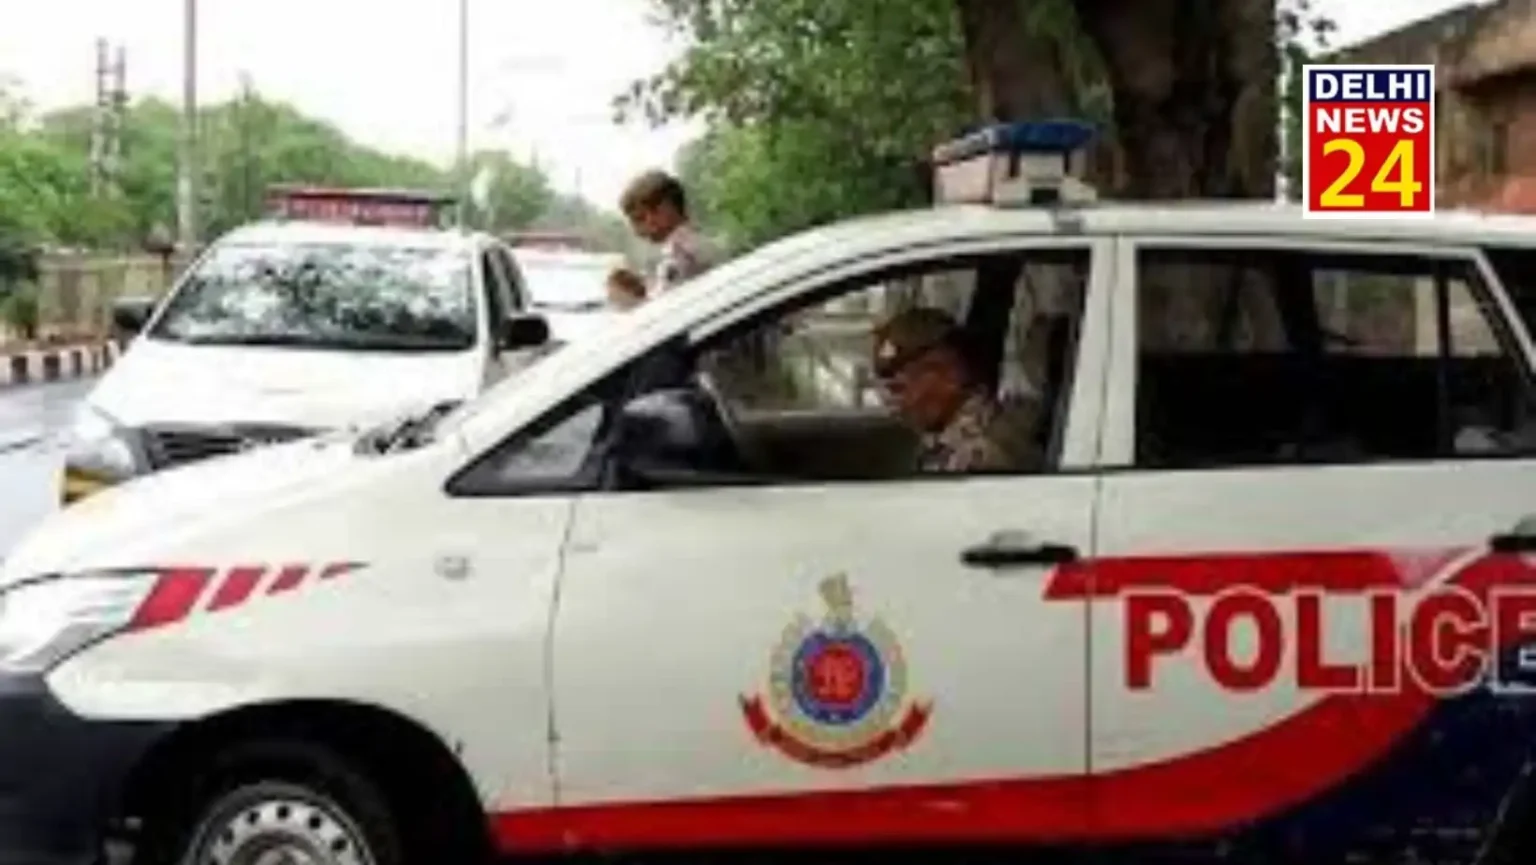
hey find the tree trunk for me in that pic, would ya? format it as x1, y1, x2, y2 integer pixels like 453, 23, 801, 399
1074, 0, 1278, 199
953, 0, 1282, 348
954, 0, 1073, 120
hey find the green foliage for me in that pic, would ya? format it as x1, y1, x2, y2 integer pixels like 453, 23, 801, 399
676, 120, 933, 252
466, 149, 555, 231
0, 285, 40, 339
1278, 0, 1337, 200
625, 0, 973, 250
0, 82, 607, 252
530, 194, 645, 261
632, 0, 1335, 247
623, 0, 972, 145
0, 231, 39, 301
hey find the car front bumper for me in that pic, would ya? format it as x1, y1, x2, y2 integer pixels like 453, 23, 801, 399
0, 676, 168, 864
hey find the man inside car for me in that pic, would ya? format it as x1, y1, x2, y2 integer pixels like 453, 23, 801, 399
871, 306, 1041, 474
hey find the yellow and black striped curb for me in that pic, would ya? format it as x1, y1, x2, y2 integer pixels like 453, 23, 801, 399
0, 342, 122, 388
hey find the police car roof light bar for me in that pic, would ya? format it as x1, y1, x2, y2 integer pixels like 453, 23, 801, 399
931, 119, 1099, 208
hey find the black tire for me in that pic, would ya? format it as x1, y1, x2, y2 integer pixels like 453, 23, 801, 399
145, 740, 405, 865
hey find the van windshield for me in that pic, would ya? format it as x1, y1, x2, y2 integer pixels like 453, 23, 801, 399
150, 241, 478, 351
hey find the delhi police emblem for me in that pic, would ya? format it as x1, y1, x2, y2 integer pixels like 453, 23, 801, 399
740, 574, 932, 769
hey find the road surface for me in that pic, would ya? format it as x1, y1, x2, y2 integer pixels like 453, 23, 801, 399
0, 379, 94, 559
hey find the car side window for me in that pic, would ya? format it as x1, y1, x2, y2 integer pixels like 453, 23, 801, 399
447, 367, 630, 496
451, 245, 1094, 497
1481, 244, 1536, 344
707, 266, 979, 413
1135, 245, 1536, 470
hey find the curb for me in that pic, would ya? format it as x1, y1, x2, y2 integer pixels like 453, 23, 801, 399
0, 342, 122, 389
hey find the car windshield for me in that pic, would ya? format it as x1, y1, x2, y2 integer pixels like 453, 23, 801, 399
434, 226, 818, 436
520, 257, 617, 312
149, 241, 477, 351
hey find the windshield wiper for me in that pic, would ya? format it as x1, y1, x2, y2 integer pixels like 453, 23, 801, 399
171, 332, 472, 351
532, 299, 606, 313
356, 400, 464, 455
176, 333, 325, 347
324, 333, 475, 351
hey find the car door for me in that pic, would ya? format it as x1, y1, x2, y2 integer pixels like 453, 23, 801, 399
1089, 235, 1536, 862
535, 237, 1114, 851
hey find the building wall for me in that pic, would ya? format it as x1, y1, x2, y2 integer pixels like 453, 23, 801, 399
0, 252, 189, 347
1333, 0, 1511, 207
1335, 0, 1536, 209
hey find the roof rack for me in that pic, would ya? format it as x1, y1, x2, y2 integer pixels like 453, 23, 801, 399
931, 120, 1098, 208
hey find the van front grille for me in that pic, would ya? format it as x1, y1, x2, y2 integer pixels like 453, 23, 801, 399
141, 423, 316, 470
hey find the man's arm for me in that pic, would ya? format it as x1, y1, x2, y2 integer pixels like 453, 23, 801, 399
609, 267, 647, 296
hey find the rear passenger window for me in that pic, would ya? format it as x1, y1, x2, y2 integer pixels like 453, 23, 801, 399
1482, 245, 1536, 342
1136, 246, 1536, 469
1314, 267, 1500, 357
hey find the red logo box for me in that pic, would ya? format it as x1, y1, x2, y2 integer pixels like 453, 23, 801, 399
1303, 64, 1435, 218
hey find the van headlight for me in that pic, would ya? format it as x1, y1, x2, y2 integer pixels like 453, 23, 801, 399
61, 406, 147, 503
0, 574, 158, 675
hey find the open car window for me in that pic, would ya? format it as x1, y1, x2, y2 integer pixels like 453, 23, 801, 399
450, 244, 1094, 496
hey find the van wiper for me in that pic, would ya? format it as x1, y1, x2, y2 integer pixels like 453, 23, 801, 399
532, 299, 606, 313
177, 333, 473, 351
179, 333, 322, 347
357, 400, 463, 455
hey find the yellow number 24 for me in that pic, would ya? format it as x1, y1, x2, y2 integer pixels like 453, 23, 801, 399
1319, 139, 1423, 208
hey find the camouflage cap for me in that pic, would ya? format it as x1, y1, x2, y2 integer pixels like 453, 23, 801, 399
871, 307, 963, 378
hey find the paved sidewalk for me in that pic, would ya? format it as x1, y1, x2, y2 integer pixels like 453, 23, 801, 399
0, 341, 121, 388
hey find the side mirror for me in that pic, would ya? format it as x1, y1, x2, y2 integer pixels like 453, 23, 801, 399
499, 312, 551, 351
614, 389, 710, 461
111, 296, 156, 335
610, 388, 747, 486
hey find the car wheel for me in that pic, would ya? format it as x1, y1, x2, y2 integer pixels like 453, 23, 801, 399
169, 745, 403, 865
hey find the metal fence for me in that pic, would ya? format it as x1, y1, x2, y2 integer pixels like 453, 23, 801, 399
0, 252, 188, 346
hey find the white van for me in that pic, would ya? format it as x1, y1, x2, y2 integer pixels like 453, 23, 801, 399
61, 219, 550, 504
10, 122, 1536, 865
513, 247, 628, 346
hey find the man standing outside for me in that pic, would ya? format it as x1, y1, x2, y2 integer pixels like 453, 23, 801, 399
611, 169, 720, 300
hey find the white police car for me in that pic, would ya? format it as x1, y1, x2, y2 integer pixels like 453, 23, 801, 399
62, 188, 551, 505
9, 122, 1536, 865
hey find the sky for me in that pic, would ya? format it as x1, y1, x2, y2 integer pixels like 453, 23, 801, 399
0, 0, 1496, 214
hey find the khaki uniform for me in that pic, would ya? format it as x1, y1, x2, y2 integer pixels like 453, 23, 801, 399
872, 307, 1043, 475
918, 392, 1039, 473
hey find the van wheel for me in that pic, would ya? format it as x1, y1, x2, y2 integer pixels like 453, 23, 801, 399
164, 743, 403, 865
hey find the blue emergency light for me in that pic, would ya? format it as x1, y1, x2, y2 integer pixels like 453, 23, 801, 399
931, 119, 1099, 207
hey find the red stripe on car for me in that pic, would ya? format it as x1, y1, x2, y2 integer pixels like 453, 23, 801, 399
128, 568, 214, 631
207, 566, 265, 611
490, 548, 1535, 852
267, 564, 311, 594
